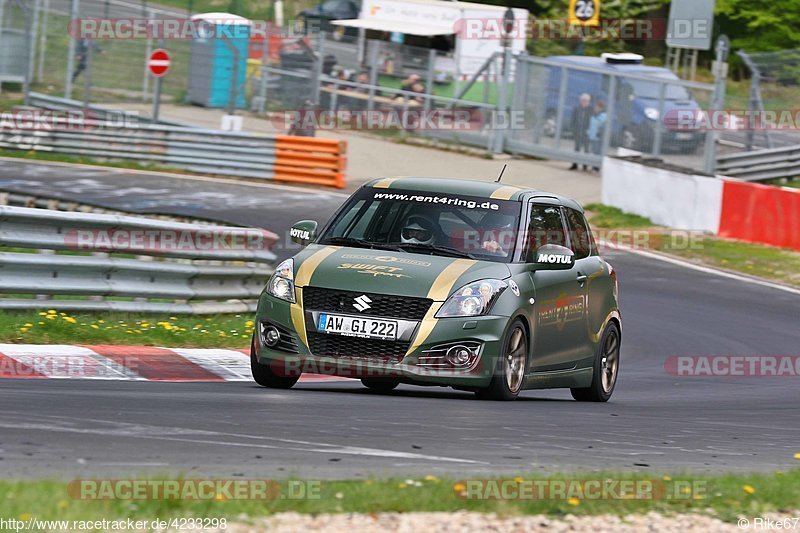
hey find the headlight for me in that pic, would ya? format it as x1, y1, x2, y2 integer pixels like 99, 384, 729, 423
644, 107, 659, 120
435, 279, 507, 318
267, 258, 295, 303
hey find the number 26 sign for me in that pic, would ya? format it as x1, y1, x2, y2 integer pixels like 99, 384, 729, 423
569, 0, 600, 26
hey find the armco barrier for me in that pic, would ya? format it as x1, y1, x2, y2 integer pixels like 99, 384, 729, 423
718, 181, 800, 250
0, 205, 277, 313
602, 156, 800, 251
0, 116, 347, 189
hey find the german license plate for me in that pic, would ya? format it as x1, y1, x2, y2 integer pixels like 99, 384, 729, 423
317, 314, 398, 340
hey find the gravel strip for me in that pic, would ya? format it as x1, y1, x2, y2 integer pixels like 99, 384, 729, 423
221, 511, 797, 533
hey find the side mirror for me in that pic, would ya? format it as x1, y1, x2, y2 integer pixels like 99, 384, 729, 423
289, 220, 318, 246
531, 244, 575, 270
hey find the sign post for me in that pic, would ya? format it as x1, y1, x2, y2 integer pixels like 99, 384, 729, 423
148, 48, 171, 122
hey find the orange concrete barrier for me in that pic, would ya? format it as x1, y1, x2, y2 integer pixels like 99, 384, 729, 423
718, 181, 800, 250
274, 135, 347, 188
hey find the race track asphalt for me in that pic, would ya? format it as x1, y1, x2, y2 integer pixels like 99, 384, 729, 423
0, 160, 798, 479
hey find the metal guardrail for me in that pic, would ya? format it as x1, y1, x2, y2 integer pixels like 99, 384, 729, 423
716, 146, 800, 181
0, 205, 277, 314
14, 93, 348, 188
26, 92, 189, 127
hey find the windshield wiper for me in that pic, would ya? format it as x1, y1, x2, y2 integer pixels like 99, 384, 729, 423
321, 236, 404, 252
396, 242, 476, 259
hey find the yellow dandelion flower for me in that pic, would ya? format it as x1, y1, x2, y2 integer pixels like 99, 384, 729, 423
742, 485, 756, 494
214, 493, 226, 501
62, 317, 77, 323
424, 475, 439, 482
567, 497, 580, 506
794, 453, 800, 460
19, 327, 29, 333
38, 312, 47, 316
47, 310, 56, 314
453, 483, 466, 492
24, 323, 33, 327
19, 513, 31, 521
91, 324, 99, 329
662, 476, 671, 481
57, 500, 69, 510
514, 476, 524, 483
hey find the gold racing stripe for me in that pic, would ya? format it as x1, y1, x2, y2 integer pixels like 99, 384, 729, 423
406, 258, 476, 356
291, 246, 340, 348
295, 246, 340, 287
290, 287, 308, 348
372, 177, 398, 188
489, 185, 524, 200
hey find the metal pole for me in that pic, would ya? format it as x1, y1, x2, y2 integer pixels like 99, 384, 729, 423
24, 0, 39, 105
37, 0, 49, 82
703, 38, 728, 175
142, 9, 153, 102
651, 82, 666, 156
82, 37, 93, 108
152, 75, 163, 122
491, 46, 511, 154
310, 31, 325, 107
64, 0, 80, 99
424, 48, 435, 112
600, 75, 617, 160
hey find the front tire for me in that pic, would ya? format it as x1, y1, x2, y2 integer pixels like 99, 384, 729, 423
251, 338, 300, 389
571, 322, 620, 402
361, 378, 399, 392
475, 319, 528, 401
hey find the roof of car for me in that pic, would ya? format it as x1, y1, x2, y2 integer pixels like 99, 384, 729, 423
362, 177, 584, 211
546, 55, 673, 75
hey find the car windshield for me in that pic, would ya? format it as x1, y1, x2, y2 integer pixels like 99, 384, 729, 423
318, 188, 522, 262
625, 74, 691, 100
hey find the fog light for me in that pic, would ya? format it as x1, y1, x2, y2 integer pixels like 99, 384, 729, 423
446, 345, 473, 367
264, 326, 281, 348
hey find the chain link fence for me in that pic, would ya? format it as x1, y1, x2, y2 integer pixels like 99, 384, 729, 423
507, 55, 715, 173
737, 48, 800, 151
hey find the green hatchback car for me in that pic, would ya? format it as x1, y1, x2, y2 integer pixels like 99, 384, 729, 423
252, 177, 621, 401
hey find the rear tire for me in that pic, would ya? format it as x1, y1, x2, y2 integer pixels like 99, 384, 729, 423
571, 322, 620, 402
475, 319, 528, 401
251, 337, 300, 389
361, 378, 400, 392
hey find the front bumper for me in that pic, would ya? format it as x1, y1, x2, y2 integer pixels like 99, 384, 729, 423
254, 293, 509, 387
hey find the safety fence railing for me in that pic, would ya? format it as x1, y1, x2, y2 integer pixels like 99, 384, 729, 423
0, 117, 348, 188
716, 146, 800, 182
0, 205, 277, 314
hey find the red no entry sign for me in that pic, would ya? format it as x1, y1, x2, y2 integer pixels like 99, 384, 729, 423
148, 49, 171, 77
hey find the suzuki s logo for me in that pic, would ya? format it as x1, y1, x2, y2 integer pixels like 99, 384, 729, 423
353, 295, 372, 312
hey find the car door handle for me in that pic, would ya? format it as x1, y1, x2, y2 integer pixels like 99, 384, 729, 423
576, 273, 588, 283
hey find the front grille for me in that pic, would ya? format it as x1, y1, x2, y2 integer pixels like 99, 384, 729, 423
303, 287, 432, 320
307, 332, 409, 363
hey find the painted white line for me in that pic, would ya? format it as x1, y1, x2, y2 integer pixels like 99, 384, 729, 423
600, 240, 800, 296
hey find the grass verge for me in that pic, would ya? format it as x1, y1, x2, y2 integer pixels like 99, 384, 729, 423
584, 204, 800, 287
0, 310, 252, 348
0, 470, 798, 524
0, 149, 181, 174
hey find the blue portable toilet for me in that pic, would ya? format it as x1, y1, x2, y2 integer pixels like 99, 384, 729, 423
187, 13, 251, 109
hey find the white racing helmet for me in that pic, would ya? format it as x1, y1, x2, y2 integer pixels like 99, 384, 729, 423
400, 215, 436, 245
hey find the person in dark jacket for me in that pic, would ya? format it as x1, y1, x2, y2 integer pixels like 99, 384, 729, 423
569, 92, 592, 170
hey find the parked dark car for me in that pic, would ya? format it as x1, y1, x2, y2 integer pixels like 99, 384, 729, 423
297, 0, 360, 40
